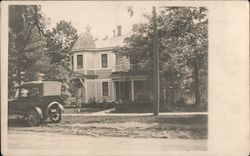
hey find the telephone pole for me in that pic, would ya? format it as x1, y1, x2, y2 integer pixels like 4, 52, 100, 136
152, 6, 160, 116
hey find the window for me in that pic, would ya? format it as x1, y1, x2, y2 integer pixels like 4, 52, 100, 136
71, 56, 74, 70
19, 87, 40, 97
20, 88, 28, 97
102, 82, 109, 96
77, 55, 83, 69
101, 54, 108, 68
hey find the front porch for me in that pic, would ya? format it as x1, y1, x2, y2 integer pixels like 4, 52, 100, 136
112, 71, 153, 102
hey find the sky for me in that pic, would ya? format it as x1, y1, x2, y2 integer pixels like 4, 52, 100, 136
41, 2, 153, 40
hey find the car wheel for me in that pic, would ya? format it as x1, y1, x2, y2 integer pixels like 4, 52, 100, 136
27, 109, 40, 127
50, 109, 62, 123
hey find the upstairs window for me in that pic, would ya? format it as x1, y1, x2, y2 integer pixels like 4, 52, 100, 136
102, 82, 109, 96
71, 56, 74, 70
77, 55, 83, 69
101, 54, 108, 68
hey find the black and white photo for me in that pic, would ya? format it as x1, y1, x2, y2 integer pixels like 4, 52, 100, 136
1, 1, 249, 156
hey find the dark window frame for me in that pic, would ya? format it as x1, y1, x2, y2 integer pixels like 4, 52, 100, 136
102, 82, 109, 96
77, 54, 83, 69
101, 54, 108, 68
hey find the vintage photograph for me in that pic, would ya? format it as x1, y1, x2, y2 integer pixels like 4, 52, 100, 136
6, 1, 209, 154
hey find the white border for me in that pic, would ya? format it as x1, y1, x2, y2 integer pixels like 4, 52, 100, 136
1, 1, 249, 156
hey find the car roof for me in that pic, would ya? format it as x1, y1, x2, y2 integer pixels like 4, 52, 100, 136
15, 81, 61, 88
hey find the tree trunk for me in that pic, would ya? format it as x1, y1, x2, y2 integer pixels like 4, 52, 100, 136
193, 59, 200, 105
164, 77, 168, 106
17, 55, 21, 85
162, 77, 168, 111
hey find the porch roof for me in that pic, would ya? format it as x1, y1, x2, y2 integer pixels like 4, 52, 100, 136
70, 72, 97, 81
111, 71, 149, 81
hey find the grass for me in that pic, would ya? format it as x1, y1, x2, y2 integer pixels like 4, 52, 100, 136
114, 101, 207, 113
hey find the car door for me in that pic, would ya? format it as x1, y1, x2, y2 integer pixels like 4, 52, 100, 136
15, 87, 40, 113
8, 98, 19, 115
8, 88, 22, 114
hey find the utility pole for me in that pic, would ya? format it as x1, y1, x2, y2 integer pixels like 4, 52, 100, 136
152, 6, 160, 116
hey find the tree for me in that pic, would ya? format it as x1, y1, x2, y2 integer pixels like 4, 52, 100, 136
44, 20, 78, 100
158, 7, 208, 105
117, 7, 208, 106
8, 6, 78, 100
45, 20, 78, 73
8, 5, 48, 97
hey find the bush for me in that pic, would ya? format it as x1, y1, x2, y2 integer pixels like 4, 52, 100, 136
78, 97, 115, 108
115, 100, 153, 113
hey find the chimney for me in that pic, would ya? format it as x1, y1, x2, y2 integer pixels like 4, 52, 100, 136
113, 30, 116, 37
117, 25, 122, 36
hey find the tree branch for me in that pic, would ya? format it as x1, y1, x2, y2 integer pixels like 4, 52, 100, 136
20, 24, 34, 52
34, 5, 48, 37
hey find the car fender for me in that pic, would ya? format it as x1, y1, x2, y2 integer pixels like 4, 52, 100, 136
46, 101, 64, 116
34, 107, 43, 120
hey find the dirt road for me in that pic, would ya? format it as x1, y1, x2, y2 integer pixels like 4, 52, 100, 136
6, 115, 207, 155
8, 131, 207, 155
8, 115, 207, 139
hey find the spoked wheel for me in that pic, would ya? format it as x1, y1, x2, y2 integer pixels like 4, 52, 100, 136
49, 108, 62, 123
27, 109, 40, 127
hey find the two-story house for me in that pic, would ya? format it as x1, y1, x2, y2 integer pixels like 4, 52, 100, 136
70, 26, 153, 104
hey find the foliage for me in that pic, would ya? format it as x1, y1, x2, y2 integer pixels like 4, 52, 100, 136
8, 5, 48, 97
8, 6, 78, 99
159, 7, 208, 92
118, 7, 208, 105
45, 21, 78, 74
44, 20, 78, 99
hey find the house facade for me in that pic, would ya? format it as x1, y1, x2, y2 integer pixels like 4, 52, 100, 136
70, 26, 153, 104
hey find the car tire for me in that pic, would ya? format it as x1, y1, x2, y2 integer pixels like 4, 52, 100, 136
27, 109, 40, 127
50, 109, 62, 123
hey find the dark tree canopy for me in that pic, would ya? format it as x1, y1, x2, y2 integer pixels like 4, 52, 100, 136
44, 20, 78, 81
8, 5, 78, 99
117, 7, 208, 106
8, 5, 47, 97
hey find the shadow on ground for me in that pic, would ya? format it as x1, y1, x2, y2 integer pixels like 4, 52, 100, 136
8, 119, 28, 127
8, 118, 56, 128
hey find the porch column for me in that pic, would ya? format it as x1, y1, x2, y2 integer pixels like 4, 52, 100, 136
79, 78, 87, 103
112, 81, 116, 101
131, 80, 134, 101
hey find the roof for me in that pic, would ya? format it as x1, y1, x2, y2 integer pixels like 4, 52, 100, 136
70, 72, 97, 80
111, 71, 149, 81
16, 81, 61, 88
71, 33, 126, 52
95, 36, 125, 49
71, 32, 96, 50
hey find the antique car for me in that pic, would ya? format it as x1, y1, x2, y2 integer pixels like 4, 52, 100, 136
8, 81, 64, 126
